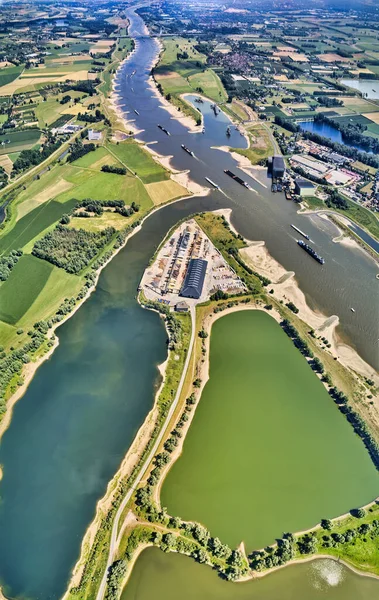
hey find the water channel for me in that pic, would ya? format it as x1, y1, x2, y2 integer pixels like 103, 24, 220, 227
0, 7, 377, 600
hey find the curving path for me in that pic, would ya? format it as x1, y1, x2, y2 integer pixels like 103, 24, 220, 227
95, 305, 196, 600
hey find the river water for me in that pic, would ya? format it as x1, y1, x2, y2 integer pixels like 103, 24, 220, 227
0, 7, 377, 600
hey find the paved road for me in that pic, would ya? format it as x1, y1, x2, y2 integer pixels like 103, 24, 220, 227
95, 305, 196, 600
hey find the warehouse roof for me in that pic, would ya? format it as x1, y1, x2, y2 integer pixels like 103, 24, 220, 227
295, 178, 315, 188
180, 258, 208, 299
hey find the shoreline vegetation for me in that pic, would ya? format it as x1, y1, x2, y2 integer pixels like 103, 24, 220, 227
62, 209, 379, 600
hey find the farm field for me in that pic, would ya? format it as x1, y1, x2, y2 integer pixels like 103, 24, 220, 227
0, 129, 41, 155
106, 141, 170, 183
161, 310, 378, 550
154, 36, 227, 115
145, 179, 190, 205
0, 253, 82, 347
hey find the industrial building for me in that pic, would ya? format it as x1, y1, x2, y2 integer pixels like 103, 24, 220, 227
294, 178, 316, 196
268, 155, 286, 179
180, 258, 208, 299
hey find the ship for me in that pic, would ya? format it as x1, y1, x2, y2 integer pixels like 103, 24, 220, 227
205, 177, 220, 189
291, 224, 312, 241
297, 240, 325, 264
224, 169, 251, 189
157, 124, 170, 136
134, 109, 140, 115
181, 144, 194, 157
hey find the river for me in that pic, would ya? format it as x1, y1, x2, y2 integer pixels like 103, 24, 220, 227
0, 7, 377, 600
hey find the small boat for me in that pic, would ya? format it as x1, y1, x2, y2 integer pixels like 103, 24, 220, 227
157, 124, 170, 136
181, 144, 194, 157
226, 126, 231, 137
351, 308, 355, 313
205, 177, 220, 189
134, 109, 140, 115
202, 127, 205, 134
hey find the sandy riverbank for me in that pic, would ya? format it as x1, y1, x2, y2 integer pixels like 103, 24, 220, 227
143, 144, 209, 195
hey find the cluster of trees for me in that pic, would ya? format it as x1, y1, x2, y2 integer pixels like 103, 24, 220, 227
101, 164, 127, 175
32, 224, 116, 274
60, 95, 71, 105
0, 165, 8, 186
12, 136, 63, 175
78, 108, 106, 123
72, 198, 139, 219
0, 248, 22, 281
251, 513, 379, 572
286, 301, 299, 314
325, 188, 349, 210
0, 325, 47, 410
316, 96, 343, 108
67, 141, 96, 163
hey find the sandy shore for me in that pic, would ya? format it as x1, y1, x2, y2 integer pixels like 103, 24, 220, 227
238, 233, 378, 384
143, 144, 210, 195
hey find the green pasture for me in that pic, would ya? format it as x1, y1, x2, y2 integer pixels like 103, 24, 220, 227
0, 129, 41, 155
0, 198, 78, 254
0, 65, 23, 88
106, 141, 169, 183
56, 167, 152, 210
0, 254, 54, 324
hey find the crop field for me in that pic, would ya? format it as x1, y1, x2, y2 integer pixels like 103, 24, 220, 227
145, 179, 189, 205
69, 212, 128, 232
106, 141, 169, 183
0, 198, 78, 254
0, 129, 41, 155
19, 262, 82, 329
0, 65, 23, 88
0, 255, 54, 324
339, 97, 379, 114
56, 167, 153, 211
155, 37, 227, 104
71, 146, 113, 169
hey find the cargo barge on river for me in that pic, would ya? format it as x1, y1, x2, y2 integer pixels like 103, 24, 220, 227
297, 240, 325, 264
224, 169, 251, 189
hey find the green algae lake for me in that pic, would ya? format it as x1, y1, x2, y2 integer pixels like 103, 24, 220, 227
121, 547, 379, 600
162, 311, 378, 551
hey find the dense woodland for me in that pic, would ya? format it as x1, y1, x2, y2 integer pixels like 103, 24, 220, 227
32, 224, 115, 273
